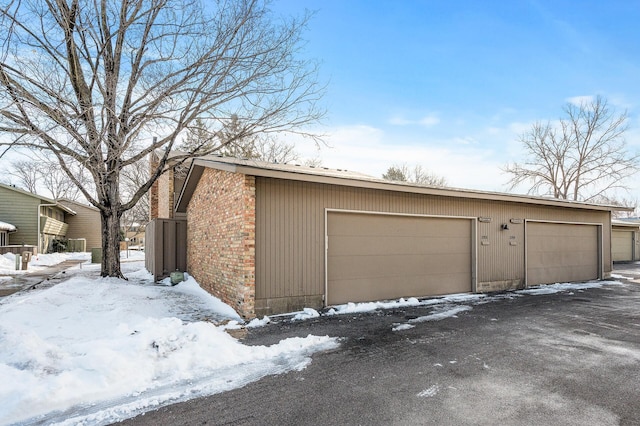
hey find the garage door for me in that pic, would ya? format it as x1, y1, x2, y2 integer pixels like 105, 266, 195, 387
526, 222, 599, 286
612, 230, 633, 262
326, 212, 472, 305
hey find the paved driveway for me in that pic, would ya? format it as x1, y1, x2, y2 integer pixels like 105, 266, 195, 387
120, 265, 640, 426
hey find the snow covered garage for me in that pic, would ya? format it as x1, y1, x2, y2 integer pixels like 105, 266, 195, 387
175, 156, 624, 318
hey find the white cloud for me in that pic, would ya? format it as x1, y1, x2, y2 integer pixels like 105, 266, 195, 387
419, 114, 440, 127
388, 116, 412, 126
566, 95, 594, 106
388, 114, 440, 128
295, 124, 509, 192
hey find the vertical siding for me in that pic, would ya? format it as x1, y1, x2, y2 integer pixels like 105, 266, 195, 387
0, 186, 40, 247
255, 177, 611, 301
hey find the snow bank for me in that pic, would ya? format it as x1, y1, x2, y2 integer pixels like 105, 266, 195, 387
0, 263, 338, 425
0, 251, 90, 275
517, 280, 623, 295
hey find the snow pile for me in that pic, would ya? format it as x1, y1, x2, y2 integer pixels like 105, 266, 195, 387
246, 316, 271, 328
0, 251, 90, 275
408, 305, 472, 323
517, 280, 623, 295
292, 307, 320, 321
0, 263, 338, 425
0, 220, 16, 232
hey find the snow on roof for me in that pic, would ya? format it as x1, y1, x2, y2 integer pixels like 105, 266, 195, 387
0, 221, 16, 232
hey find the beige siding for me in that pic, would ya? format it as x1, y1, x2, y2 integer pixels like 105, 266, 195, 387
255, 177, 611, 304
0, 185, 41, 246
58, 200, 101, 251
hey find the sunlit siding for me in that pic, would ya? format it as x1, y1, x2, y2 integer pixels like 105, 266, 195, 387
255, 177, 611, 301
58, 200, 102, 251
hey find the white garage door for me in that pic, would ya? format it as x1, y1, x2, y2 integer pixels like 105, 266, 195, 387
526, 222, 600, 286
612, 230, 633, 262
326, 212, 473, 305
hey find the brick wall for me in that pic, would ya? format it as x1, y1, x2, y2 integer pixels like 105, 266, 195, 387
187, 168, 256, 318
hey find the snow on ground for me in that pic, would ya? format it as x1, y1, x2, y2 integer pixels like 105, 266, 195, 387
0, 254, 338, 425
0, 251, 90, 275
516, 280, 623, 295
0, 250, 628, 424
312, 280, 624, 332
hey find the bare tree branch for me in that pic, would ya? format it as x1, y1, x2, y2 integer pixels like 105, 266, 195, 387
0, 0, 325, 277
503, 96, 638, 202
382, 163, 448, 187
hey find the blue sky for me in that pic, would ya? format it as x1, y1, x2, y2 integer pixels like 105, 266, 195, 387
274, 0, 640, 196
1, 1, 637, 200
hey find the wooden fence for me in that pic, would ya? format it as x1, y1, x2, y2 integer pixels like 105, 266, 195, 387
145, 218, 187, 280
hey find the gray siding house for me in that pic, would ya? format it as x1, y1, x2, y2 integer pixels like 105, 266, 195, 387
0, 183, 98, 253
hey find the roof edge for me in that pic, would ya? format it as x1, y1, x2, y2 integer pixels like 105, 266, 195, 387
178, 157, 631, 213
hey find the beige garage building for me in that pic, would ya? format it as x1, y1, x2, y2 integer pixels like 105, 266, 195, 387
173, 156, 627, 318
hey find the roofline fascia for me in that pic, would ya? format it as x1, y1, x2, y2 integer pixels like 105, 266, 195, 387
177, 158, 633, 213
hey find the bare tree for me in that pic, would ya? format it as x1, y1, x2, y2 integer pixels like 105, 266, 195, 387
0, 0, 324, 277
121, 158, 150, 245
7, 160, 39, 193
382, 163, 448, 187
255, 139, 300, 164
8, 157, 88, 200
592, 195, 639, 219
504, 96, 638, 201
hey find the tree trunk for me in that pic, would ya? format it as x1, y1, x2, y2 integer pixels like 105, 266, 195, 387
100, 207, 124, 278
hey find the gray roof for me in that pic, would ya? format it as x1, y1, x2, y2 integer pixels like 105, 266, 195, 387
175, 155, 634, 213
0, 183, 77, 215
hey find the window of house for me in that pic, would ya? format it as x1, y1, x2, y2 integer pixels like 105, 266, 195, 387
0, 231, 6, 246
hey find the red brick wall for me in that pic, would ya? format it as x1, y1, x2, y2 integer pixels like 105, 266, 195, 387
187, 168, 256, 318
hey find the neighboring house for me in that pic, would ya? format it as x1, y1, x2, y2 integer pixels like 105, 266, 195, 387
57, 199, 102, 252
123, 223, 146, 249
0, 183, 75, 253
148, 155, 629, 319
611, 219, 640, 262
0, 183, 98, 253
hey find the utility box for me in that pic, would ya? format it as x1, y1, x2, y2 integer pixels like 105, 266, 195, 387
170, 270, 185, 285
91, 248, 102, 263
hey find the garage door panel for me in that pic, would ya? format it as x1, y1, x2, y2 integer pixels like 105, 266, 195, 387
328, 253, 471, 280
527, 222, 599, 286
329, 235, 471, 256
327, 212, 472, 305
331, 272, 473, 304
329, 214, 470, 238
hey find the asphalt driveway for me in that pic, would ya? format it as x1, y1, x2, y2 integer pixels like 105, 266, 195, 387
120, 264, 640, 426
